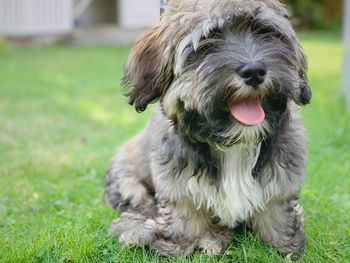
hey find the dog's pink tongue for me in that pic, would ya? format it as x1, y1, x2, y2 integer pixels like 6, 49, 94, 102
230, 99, 265, 126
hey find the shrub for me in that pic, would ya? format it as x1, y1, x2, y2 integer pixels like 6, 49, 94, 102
284, 0, 343, 30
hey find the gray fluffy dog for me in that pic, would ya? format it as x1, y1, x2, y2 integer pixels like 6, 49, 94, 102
104, 0, 312, 259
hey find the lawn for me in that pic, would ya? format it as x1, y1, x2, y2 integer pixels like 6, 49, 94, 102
0, 32, 349, 262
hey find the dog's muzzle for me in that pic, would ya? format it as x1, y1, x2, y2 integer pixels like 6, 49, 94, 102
237, 62, 267, 88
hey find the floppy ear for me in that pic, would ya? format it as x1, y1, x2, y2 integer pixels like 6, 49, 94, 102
293, 48, 312, 106
123, 25, 174, 112
297, 79, 312, 105
295, 65, 312, 106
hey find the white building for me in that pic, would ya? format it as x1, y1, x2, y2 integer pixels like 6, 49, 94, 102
0, 0, 160, 37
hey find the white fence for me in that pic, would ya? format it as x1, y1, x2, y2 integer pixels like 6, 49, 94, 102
0, 0, 73, 36
341, 0, 350, 110
119, 0, 160, 28
0, 0, 161, 36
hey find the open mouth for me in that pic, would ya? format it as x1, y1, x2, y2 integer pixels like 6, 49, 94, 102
229, 98, 265, 126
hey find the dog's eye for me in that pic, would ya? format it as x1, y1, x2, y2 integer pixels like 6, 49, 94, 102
255, 25, 281, 37
254, 25, 289, 45
255, 26, 274, 36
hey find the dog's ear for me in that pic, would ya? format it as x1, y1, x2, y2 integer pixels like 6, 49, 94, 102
293, 49, 312, 106
123, 25, 174, 112
296, 79, 312, 106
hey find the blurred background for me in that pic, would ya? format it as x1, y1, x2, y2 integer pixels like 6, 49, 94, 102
0, 0, 349, 262
0, 0, 346, 42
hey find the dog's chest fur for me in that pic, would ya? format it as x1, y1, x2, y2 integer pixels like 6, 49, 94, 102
186, 143, 265, 227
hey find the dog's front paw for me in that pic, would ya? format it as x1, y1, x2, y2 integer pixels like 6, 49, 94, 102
151, 238, 196, 257
198, 230, 231, 256
118, 228, 153, 248
110, 216, 156, 248
199, 239, 223, 256
274, 230, 306, 260
119, 230, 142, 248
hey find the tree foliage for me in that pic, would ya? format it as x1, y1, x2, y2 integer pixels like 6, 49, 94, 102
284, 0, 343, 29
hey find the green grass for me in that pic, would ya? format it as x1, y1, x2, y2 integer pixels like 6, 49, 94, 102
0, 32, 349, 262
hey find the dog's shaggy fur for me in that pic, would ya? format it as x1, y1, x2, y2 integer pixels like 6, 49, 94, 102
104, 0, 312, 259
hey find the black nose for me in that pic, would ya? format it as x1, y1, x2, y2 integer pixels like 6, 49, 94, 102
237, 62, 267, 87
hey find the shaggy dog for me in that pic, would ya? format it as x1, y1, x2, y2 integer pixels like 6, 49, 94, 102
104, 0, 312, 259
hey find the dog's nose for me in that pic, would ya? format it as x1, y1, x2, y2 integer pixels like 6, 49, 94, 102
237, 62, 267, 87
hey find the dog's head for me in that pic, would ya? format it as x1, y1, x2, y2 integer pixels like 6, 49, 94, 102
123, 0, 311, 146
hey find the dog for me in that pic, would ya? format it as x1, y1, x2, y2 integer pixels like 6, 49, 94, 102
104, 0, 312, 259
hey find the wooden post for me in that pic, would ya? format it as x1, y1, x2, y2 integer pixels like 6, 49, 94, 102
341, 0, 350, 110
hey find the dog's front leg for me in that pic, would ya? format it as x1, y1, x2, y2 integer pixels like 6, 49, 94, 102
150, 197, 232, 256
150, 197, 206, 256
250, 199, 306, 260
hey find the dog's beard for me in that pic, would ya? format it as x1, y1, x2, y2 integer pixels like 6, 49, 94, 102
163, 77, 284, 148
214, 78, 276, 147
215, 120, 270, 148
165, 95, 277, 149
200, 97, 272, 148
